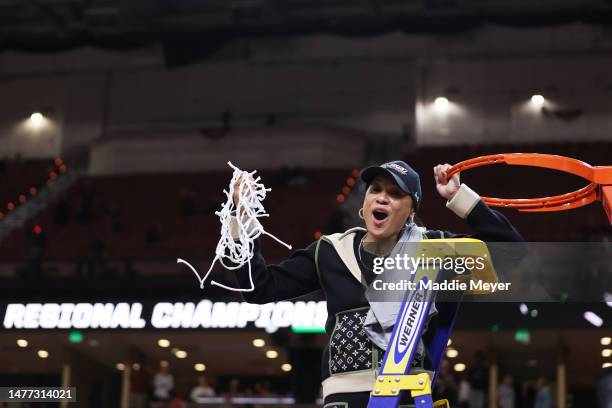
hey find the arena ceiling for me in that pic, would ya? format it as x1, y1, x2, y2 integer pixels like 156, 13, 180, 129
2, 0, 612, 54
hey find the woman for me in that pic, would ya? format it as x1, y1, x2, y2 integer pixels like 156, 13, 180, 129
231, 161, 523, 407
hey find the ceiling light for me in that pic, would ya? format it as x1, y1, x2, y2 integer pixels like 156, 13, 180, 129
604, 292, 612, 307
17, 339, 28, 348
446, 348, 459, 358
601, 337, 611, 346
453, 363, 466, 372
530, 95, 545, 107
435, 97, 449, 111
252, 339, 265, 348
116, 363, 126, 371
584, 311, 603, 327
266, 350, 278, 359
158, 339, 170, 348
281, 364, 292, 372
175, 350, 187, 359
37, 350, 49, 359
29, 112, 45, 128
194, 363, 206, 372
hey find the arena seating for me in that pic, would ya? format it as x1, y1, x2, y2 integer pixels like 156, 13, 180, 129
0, 167, 352, 263
0, 158, 52, 213
0, 143, 609, 274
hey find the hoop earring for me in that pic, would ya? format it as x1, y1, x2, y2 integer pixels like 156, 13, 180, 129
409, 215, 415, 224
358, 208, 364, 219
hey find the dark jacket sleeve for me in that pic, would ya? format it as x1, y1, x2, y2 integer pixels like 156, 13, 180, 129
233, 239, 321, 304
423, 199, 525, 372
430, 200, 524, 242
428, 199, 527, 286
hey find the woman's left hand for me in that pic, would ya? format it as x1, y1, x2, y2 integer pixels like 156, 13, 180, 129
434, 163, 460, 200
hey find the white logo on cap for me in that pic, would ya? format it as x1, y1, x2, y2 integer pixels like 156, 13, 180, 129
383, 163, 408, 175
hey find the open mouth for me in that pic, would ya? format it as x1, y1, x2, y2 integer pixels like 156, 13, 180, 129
373, 210, 389, 221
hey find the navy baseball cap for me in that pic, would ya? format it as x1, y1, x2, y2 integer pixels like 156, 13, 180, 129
360, 160, 422, 209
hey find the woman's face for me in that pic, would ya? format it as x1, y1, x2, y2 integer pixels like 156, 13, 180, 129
363, 175, 414, 243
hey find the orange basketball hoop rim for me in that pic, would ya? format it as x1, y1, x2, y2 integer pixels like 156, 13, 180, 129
446, 153, 612, 224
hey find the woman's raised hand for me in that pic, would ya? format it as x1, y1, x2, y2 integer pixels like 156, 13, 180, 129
232, 174, 255, 206
434, 163, 460, 200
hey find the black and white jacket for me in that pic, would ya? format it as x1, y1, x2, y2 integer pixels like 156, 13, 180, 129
233, 184, 523, 398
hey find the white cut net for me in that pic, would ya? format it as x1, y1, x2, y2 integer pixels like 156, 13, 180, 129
193, 161, 292, 291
